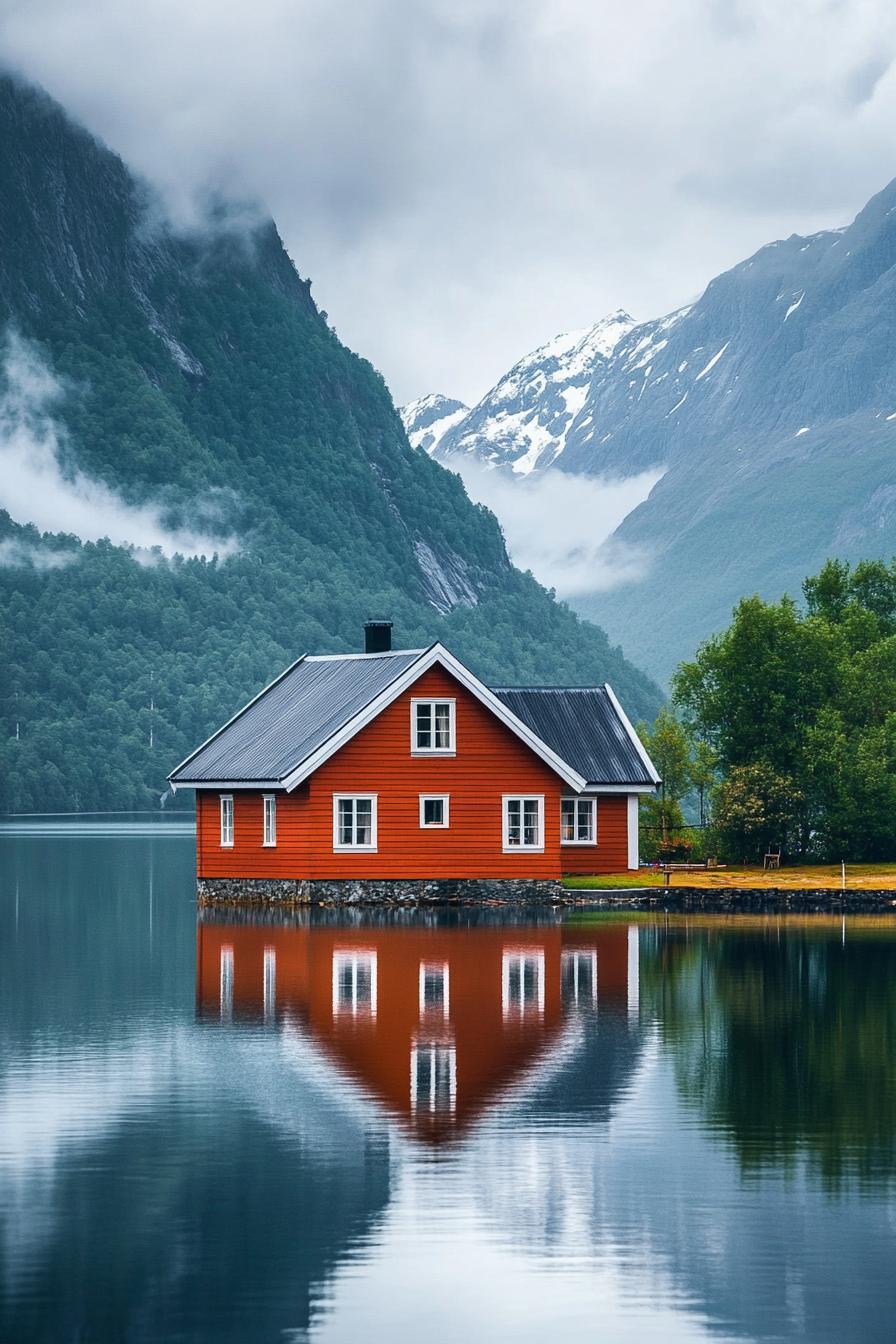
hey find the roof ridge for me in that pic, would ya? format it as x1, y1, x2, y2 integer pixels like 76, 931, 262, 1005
491, 685, 605, 693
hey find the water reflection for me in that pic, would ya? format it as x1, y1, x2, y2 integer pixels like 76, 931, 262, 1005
3, 831, 896, 1344
195, 914, 636, 1142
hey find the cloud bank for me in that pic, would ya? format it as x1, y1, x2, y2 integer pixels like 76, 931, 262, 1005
0, 331, 233, 559
2, 2, 896, 404
447, 456, 662, 595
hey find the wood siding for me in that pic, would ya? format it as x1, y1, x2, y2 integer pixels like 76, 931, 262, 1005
196, 665, 635, 879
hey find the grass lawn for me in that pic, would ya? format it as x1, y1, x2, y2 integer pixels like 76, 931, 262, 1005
563, 864, 896, 890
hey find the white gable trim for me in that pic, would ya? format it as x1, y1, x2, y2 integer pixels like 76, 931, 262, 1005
602, 683, 662, 785
281, 643, 587, 793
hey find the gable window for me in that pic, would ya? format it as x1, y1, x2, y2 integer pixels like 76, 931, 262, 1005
561, 797, 597, 845
419, 961, 450, 1018
332, 949, 378, 1018
412, 698, 456, 754
419, 794, 449, 828
410, 1041, 457, 1115
220, 794, 234, 848
502, 795, 544, 852
333, 795, 378, 851
263, 794, 277, 847
502, 949, 545, 1018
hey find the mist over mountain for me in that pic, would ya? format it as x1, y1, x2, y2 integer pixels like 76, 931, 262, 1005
0, 73, 661, 812
405, 180, 896, 683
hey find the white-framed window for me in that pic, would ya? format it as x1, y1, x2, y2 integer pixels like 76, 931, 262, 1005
263, 946, 276, 1022
333, 794, 378, 851
410, 1040, 457, 1114
502, 795, 544, 852
220, 794, 234, 848
332, 949, 378, 1018
220, 944, 234, 1021
411, 698, 456, 754
263, 794, 277, 847
419, 960, 450, 1018
560, 796, 597, 845
419, 794, 450, 828
561, 948, 597, 1007
502, 948, 545, 1018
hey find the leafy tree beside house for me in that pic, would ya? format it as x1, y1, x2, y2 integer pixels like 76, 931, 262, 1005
672, 558, 896, 862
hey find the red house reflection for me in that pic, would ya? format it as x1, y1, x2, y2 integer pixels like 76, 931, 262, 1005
197, 918, 640, 1141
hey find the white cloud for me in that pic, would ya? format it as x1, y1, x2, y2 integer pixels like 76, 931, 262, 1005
0, 537, 76, 569
446, 455, 662, 595
0, 331, 234, 559
2, 2, 896, 404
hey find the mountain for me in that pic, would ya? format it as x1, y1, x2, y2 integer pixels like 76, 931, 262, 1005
403, 311, 635, 475
407, 181, 896, 683
0, 73, 662, 813
401, 393, 468, 454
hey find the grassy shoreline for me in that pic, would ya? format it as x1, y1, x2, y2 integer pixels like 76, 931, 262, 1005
564, 864, 896, 891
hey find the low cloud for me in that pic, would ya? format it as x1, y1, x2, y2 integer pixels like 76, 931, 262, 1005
0, 331, 235, 559
446, 455, 662, 595
0, 537, 77, 569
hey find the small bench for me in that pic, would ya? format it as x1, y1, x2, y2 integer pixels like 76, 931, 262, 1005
658, 860, 727, 887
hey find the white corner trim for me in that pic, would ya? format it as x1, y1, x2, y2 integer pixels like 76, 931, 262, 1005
603, 683, 662, 785
627, 793, 640, 870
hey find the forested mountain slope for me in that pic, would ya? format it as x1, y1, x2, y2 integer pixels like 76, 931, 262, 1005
0, 74, 661, 812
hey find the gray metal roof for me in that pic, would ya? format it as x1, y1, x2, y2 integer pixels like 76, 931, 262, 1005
169, 650, 425, 785
490, 687, 655, 786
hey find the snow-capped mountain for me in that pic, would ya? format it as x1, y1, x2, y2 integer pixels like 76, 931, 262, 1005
402, 176, 896, 685
400, 393, 469, 454
402, 310, 634, 476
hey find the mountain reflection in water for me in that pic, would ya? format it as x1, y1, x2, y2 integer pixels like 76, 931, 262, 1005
2, 829, 896, 1344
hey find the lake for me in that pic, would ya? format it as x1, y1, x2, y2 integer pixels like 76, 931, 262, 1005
2, 823, 895, 1343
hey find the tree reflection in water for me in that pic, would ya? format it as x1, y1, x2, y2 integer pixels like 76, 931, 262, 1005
641, 917, 896, 1187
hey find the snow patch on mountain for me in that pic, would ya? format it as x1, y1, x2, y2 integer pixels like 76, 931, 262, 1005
400, 393, 468, 454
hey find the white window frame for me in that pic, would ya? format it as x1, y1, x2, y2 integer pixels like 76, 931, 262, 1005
220, 794, 234, 848
332, 794, 378, 851
561, 948, 598, 1007
263, 793, 277, 847
220, 944, 234, 1021
410, 698, 456, 756
332, 948, 378, 1018
419, 794, 450, 829
410, 1039, 457, 1115
263, 946, 276, 1022
502, 795, 545, 853
501, 948, 546, 1018
560, 796, 597, 846
418, 960, 450, 1018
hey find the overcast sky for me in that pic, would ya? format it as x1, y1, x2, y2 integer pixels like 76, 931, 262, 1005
3, 0, 896, 405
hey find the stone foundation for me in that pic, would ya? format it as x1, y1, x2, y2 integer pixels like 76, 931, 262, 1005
197, 876, 565, 907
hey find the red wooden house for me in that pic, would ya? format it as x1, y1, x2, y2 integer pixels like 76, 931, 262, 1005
169, 622, 659, 898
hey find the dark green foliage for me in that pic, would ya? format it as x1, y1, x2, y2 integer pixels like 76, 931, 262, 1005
673, 557, 896, 861
0, 74, 661, 812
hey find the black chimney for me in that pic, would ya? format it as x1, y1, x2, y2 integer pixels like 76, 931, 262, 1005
364, 620, 393, 654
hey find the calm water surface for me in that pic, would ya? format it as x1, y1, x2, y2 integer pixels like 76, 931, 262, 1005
2, 823, 895, 1343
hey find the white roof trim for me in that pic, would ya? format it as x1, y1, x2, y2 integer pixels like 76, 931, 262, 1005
602, 682, 661, 785
282, 643, 587, 793
168, 656, 307, 784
